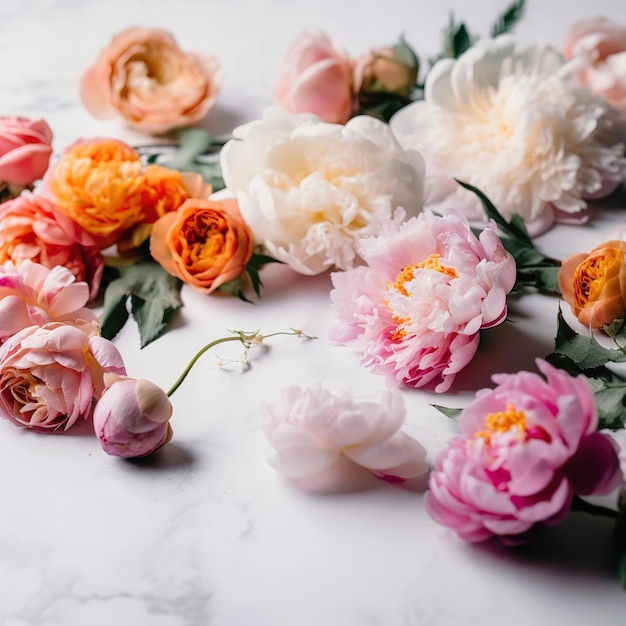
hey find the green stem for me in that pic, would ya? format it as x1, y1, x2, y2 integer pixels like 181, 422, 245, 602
572, 495, 619, 520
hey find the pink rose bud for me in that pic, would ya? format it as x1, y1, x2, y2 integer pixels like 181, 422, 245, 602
93, 375, 173, 458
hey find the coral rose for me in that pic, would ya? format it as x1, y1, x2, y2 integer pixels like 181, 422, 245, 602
0, 116, 53, 193
0, 260, 97, 343
46, 138, 144, 248
150, 197, 253, 294
274, 30, 353, 124
558, 239, 626, 329
0, 321, 126, 431
0, 193, 103, 299
425, 360, 621, 543
330, 209, 516, 393
93, 374, 173, 458
262, 385, 428, 481
562, 17, 626, 115
80, 27, 221, 134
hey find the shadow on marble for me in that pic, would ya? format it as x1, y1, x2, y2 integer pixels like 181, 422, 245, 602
123, 441, 196, 471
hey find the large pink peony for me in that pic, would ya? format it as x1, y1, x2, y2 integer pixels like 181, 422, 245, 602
262, 385, 427, 481
0, 321, 126, 431
0, 193, 104, 300
330, 209, 516, 392
425, 360, 621, 543
0, 260, 97, 343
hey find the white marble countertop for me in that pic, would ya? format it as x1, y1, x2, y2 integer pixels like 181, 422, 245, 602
1, 1, 626, 624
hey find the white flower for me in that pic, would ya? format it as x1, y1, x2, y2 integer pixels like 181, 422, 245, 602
220, 107, 425, 274
261, 385, 428, 481
390, 35, 626, 236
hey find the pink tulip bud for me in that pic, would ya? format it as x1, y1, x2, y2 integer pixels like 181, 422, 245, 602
93, 375, 173, 458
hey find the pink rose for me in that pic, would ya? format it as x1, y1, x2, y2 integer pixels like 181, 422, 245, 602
80, 27, 222, 134
274, 31, 354, 124
425, 360, 621, 543
262, 385, 428, 481
0, 260, 97, 343
0, 321, 126, 431
330, 209, 516, 392
93, 375, 173, 458
0, 116, 53, 186
562, 17, 626, 115
0, 193, 103, 300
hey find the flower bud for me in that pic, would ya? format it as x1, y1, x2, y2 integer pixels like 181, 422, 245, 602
93, 375, 173, 458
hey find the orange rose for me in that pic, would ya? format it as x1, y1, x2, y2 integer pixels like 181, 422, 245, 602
117, 164, 212, 253
80, 27, 221, 135
150, 198, 253, 294
558, 240, 626, 328
47, 138, 144, 249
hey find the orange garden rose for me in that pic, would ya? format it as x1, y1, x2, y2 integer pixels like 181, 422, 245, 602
80, 27, 222, 135
150, 198, 253, 294
558, 240, 626, 328
47, 139, 210, 251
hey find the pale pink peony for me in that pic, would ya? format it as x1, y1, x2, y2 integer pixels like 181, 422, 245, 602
0, 193, 104, 300
0, 116, 53, 186
274, 30, 354, 124
330, 209, 516, 392
425, 360, 621, 543
0, 321, 126, 431
262, 385, 428, 481
562, 17, 626, 115
0, 260, 97, 343
80, 27, 221, 134
93, 374, 173, 458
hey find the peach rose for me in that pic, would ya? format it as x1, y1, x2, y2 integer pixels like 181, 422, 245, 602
353, 44, 418, 98
0, 193, 103, 300
80, 27, 222, 134
558, 240, 626, 328
274, 30, 354, 124
0, 116, 53, 187
561, 17, 626, 114
150, 198, 253, 294
46, 138, 144, 248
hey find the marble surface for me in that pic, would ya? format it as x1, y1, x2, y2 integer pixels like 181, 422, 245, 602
1, 1, 626, 625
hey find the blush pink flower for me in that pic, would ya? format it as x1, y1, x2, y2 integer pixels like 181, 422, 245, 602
425, 360, 621, 543
0, 321, 126, 431
93, 374, 173, 458
0, 193, 104, 300
274, 30, 354, 124
262, 385, 428, 481
0, 260, 97, 343
330, 209, 516, 392
0, 116, 53, 186
562, 17, 626, 115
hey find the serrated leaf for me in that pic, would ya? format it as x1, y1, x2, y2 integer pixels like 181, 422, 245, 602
431, 404, 463, 419
100, 262, 182, 347
490, 0, 526, 37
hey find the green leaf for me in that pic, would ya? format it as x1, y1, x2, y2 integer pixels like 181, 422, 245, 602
100, 262, 182, 347
452, 23, 471, 57
393, 36, 419, 70
490, 0, 526, 37
431, 404, 463, 419
164, 128, 214, 171
553, 309, 626, 369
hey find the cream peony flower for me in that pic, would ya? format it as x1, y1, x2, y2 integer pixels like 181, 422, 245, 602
390, 35, 626, 235
220, 107, 424, 274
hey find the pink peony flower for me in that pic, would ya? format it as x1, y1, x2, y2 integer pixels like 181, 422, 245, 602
262, 385, 428, 481
93, 374, 173, 458
0, 321, 126, 431
0, 260, 97, 343
425, 360, 621, 543
274, 30, 354, 124
0, 116, 53, 186
0, 193, 104, 300
330, 209, 516, 392
562, 17, 626, 115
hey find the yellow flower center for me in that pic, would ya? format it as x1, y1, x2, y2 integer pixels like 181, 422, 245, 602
390, 254, 458, 297
474, 404, 527, 443
574, 249, 624, 306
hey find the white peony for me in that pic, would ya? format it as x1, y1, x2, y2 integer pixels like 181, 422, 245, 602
390, 35, 626, 236
220, 107, 424, 274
